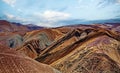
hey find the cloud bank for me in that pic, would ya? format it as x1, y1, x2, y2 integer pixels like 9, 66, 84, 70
0, 0, 120, 27
2, 0, 16, 7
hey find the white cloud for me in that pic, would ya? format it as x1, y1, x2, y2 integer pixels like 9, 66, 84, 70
5, 13, 14, 19
117, 0, 120, 3
31, 10, 71, 27
2, 0, 16, 7
42, 10, 70, 22
36, 22, 56, 27
4, 13, 30, 23
4, 13, 60, 27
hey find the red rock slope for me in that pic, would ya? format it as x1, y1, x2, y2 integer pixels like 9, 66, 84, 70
0, 44, 61, 73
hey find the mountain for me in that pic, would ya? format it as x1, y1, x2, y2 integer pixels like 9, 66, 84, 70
16, 23, 120, 73
0, 21, 120, 73
0, 20, 43, 32
0, 20, 29, 32
34, 27, 120, 73
0, 20, 44, 48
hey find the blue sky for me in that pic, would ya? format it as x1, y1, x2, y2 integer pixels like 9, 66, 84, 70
0, 0, 120, 27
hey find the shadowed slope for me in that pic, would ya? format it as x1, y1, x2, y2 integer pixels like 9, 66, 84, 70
0, 33, 23, 48
17, 28, 64, 58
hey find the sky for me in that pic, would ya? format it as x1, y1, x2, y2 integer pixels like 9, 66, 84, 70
0, 0, 120, 27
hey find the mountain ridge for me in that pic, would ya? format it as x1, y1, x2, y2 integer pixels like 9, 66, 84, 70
0, 20, 120, 73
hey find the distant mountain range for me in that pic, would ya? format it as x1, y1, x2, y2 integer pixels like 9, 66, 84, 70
59, 18, 120, 26
0, 20, 43, 32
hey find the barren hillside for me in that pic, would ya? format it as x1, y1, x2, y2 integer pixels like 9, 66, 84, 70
0, 20, 120, 73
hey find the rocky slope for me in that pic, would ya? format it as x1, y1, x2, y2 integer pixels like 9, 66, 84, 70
0, 20, 120, 73
35, 28, 120, 73
16, 23, 120, 73
0, 44, 61, 73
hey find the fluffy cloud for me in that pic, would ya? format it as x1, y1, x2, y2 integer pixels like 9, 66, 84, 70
41, 10, 70, 22
4, 13, 30, 23
4, 11, 71, 27
36, 22, 57, 27
2, 0, 16, 7
5, 13, 14, 19
32, 10, 71, 27
117, 0, 120, 3
32, 10, 71, 22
